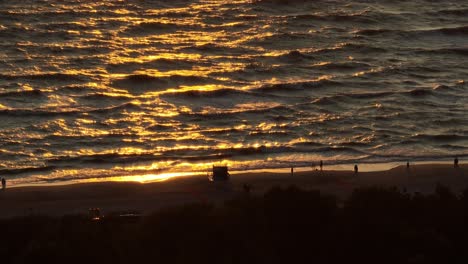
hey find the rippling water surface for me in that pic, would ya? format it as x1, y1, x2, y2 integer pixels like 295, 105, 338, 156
0, 0, 467, 184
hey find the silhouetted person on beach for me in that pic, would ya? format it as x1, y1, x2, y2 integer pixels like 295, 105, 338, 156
1, 177, 5, 190
320, 160, 323, 171
406, 161, 410, 169
354, 164, 358, 174
291, 166, 294, 176
454, 157, 459, 167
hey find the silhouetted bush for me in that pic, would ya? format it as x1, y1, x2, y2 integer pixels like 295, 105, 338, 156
1, 184, 468, 263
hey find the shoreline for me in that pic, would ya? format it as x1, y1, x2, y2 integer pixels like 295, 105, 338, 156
5, 159, 462, 188
0, 162, 466, 218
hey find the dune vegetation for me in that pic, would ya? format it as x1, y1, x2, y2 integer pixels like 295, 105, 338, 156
1, 184, 468, 263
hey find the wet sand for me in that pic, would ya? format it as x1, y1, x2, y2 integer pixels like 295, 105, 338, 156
0, 163, 466, 218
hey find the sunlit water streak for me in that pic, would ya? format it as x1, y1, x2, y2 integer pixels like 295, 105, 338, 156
0, 0, 467, 185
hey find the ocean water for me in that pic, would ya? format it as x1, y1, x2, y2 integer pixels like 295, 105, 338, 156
0, 0, 467, 185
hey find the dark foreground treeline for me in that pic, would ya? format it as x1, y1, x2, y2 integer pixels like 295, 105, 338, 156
2, 185, 468, 264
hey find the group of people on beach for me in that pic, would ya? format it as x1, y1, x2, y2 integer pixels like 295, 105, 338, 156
291, 157, 461, 176
291, 160, 359, 176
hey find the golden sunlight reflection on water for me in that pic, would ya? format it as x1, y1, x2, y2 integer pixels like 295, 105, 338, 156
95, 171, 205, 183
2, 0, 465, 187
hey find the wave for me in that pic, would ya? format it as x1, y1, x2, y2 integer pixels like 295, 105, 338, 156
433, 117, 467, 126
179, 104, 294, 120
431, 8, 468, 16
219, 144, 371, 157
355, 28, 397, 36
162, 88, 251, 99
111, 74, 215, 94
276, 50, 314, 62
252, 0, 317, 4
311, 96, 337, 105
406, 85, 461, 97
292, 12, 376, 24
433, 26, 468, 36
121, 21, 190, 35
39, 44, 113, 56
79, 93, 132, 101
355, 26, 468, 39
432, 84, 453, 91
200, 128, 243, 135
160, 88, 279, 113
310, 88, 440, 106
0, 165, 56, 176
107, 58, 197, 73
315, 146, 368, 155
178, 43, 245, 53
416, 47, 468, 56
349, 64, 443, 79
4, 9, 120, 20
0, 73, 85, 82
0, 102, 141, 118
406, 88, 433, 97
411, 134, 468, 142
290, 141, 324, 148
210, 63, 287, 80
35, 144, 370, 174
41, 21, 90, 31
0, 89, 44, 98
89, 102, 142, 114
0, 108, 82, 118
164, 144, 369, 159
439, 144, 468, 151
41, 132, 132, 142
347, 91, 396, 99
257, 32, 316, 45
254, 79, 341, 93
311, 90, 395, 105
315, 43, 387, 54
44, 150, 256, 168
147, 124, 179, 132
46, 153, 160, 166
311, 61, 372, 71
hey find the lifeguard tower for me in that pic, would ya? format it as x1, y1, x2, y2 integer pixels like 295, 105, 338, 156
209, 166, 230, 181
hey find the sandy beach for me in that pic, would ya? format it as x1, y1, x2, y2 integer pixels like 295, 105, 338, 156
0, 163, 466, 219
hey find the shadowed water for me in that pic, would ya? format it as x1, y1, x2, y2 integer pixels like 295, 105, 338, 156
0, 0, 467, 184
